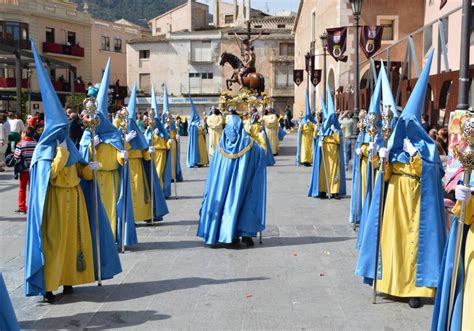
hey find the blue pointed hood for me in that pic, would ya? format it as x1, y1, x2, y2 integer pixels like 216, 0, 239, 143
150, 82, 169, 139
388, 50, 438, 164
30, 39, 82, 166
363, 71, 383, 144
162, 84, 170, 125
190, 96, 200, 125
379, 63, 399, 120
127, 82, 149, 150
302, 88, 315, 124
320, 86, 341, 136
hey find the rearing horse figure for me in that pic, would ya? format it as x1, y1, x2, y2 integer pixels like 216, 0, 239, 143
219, 51, 265, 94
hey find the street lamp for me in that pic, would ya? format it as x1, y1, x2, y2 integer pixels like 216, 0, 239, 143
320, 32, 328, 104
350, 0, 363, 130
26, 68, 32, 115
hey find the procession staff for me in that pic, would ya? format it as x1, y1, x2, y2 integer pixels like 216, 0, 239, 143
197, 112, 266, 247
148, 108, 156, 225
431, 115, 474, 331
308, 87, 346, 200
296, 89, 316, 166
206, 106, 225, 157
145, 83, 172, 198
356, 51, 446, 309
25, 40, 121, 303
80, 59, 136, 251
125, 83, 169, 223
187, 96, 209, 168
263, 106, 280, 155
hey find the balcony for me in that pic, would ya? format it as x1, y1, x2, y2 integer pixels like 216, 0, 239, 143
0, 77, 27, 88
51, 80, 86, 93
43, 42, 84, 58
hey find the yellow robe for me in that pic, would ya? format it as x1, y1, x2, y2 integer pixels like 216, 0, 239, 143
168, 129, 178, 180
263, 114, 279, 155
452, 199, 474, 330
128, 149, 153, 222
206, 114, 224, 157
377, 155, 435, 298
93, 143, 123, 238
318, 132, 341, 194
151, 135, 169, 187
299, 122, 314, 164
197, 127, 209, 166
42, 147, 95, 292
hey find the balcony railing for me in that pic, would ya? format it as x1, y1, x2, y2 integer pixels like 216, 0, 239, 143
52, 80, 86, 93
43, 42, 84, 57
0, 77, 27, 88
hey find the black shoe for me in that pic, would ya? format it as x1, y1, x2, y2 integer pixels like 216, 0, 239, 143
241, 237, 254, 247
333, 194, 341, 200
232, 237, 240, 245
408, 297, 422, 309
43, 291, 55, 303
319, 193, 328, 199
63, 286, 74, 295
14, 209, 26, 214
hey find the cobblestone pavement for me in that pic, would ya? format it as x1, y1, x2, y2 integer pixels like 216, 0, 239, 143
0, 134, 432, 330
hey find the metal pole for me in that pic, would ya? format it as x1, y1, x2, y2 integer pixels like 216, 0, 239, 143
14, 51, 22, 118
456, 0, 472, 111
354, 15, 360, 124
119, 107, 129, 253
323, 47, 327, 104
149, 109, 155, 225
27, 69, 31, 115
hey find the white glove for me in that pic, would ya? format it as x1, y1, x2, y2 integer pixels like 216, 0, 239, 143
356, 147, 362, 156
120, 150, 128, 161
153, 128, 160, 136
455, 185, 472, 202
148, 146, 155, 153
368, 142, 375, 151
57, 139, 67, 149
93, 135, 101, 147
330, 124, 336, 132
318, 139, 323, 147
125, 130, 137, 143
88, 161, 99, 171
403, 138, 418, 157
378, 147, 390, 160
168, 139, 175, 145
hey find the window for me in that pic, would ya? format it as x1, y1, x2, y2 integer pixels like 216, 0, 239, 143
114, 38, 122, 52
139, 50, 150, 59
189, 72, 200, 78
155, 27, 161, 33
277, 24, 286, 29
377, 16, 399, 42
224, 15, 233, 24
201, 73, 213, 79
50, 69, 56, 80
279, 43, 294, 56
311, 11, 316, 41
139, 73, 151, 93
101, 36, 110, 51
275, 65, 292, 88
45, 27, 54, 43
191, 40, 212, 62
254, 25, 262, 28
67, 31, 76, 45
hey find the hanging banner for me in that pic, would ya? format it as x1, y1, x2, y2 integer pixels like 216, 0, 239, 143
293, 70, 304, 86
360, 25, 384, 58
326, 27, 348, 62
311, 70, 322, 87
440, 0, 447, 9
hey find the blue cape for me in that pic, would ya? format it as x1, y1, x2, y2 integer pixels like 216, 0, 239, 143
165, 119, 184, 182
278, 126, 286, 141
356, 50, 446, 288
308, 92, 346, 197
262, 127, 275, 166
187, 96, 203, 168
197, 115, 266, 244
349, 131, 365, 224
0, 274, 19, 331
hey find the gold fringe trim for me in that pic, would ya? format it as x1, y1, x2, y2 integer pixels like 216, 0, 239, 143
218, 140, 254, 159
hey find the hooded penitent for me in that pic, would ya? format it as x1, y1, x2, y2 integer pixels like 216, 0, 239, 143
127, 83, 169, 221
145, 82, 172, 198
296, 89, 316, 165
187, 96, 208, 167
355, 50, 446, 294
79, 58, 137, 248
197, 115, 267, 244
308, 87, 346, 197
0, 273, 19, 330
25, 40, 121, 296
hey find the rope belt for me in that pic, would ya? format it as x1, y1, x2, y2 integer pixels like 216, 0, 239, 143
218, 140, 254, 159
392, 172, 421, 182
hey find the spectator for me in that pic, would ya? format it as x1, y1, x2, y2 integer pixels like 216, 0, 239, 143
339, 111, 354, 171
285, 105, 293, 131
421, 114, 430, 132
0, 116, 8, 171
7, 112, 24, 154
136, 112, 145, 132
68, 111, 83, 148
13, 126, 37, 213
429, 128, 446, 156
437, 127, 449, 155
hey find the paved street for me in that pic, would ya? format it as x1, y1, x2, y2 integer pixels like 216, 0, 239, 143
0, 133, 433, 330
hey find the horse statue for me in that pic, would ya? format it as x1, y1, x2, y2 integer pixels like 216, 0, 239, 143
219, 51, 265, 94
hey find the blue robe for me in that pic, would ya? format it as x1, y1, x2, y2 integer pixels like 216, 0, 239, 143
165, 120, 184, 182
197, 115, 266, 244
262, 127, 275, 166
278, 126, 286, 141
0, 274, 19, 331
187, 123, 201, 168
349, 131, 365, 225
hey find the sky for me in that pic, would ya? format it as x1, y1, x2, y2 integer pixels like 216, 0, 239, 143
204, 0, 300, 15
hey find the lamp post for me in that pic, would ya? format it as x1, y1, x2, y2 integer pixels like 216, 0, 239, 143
26, 68, 32, 115
350, 0, 363, 131
320, 32, 328, 104
304, 52, 315, 95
